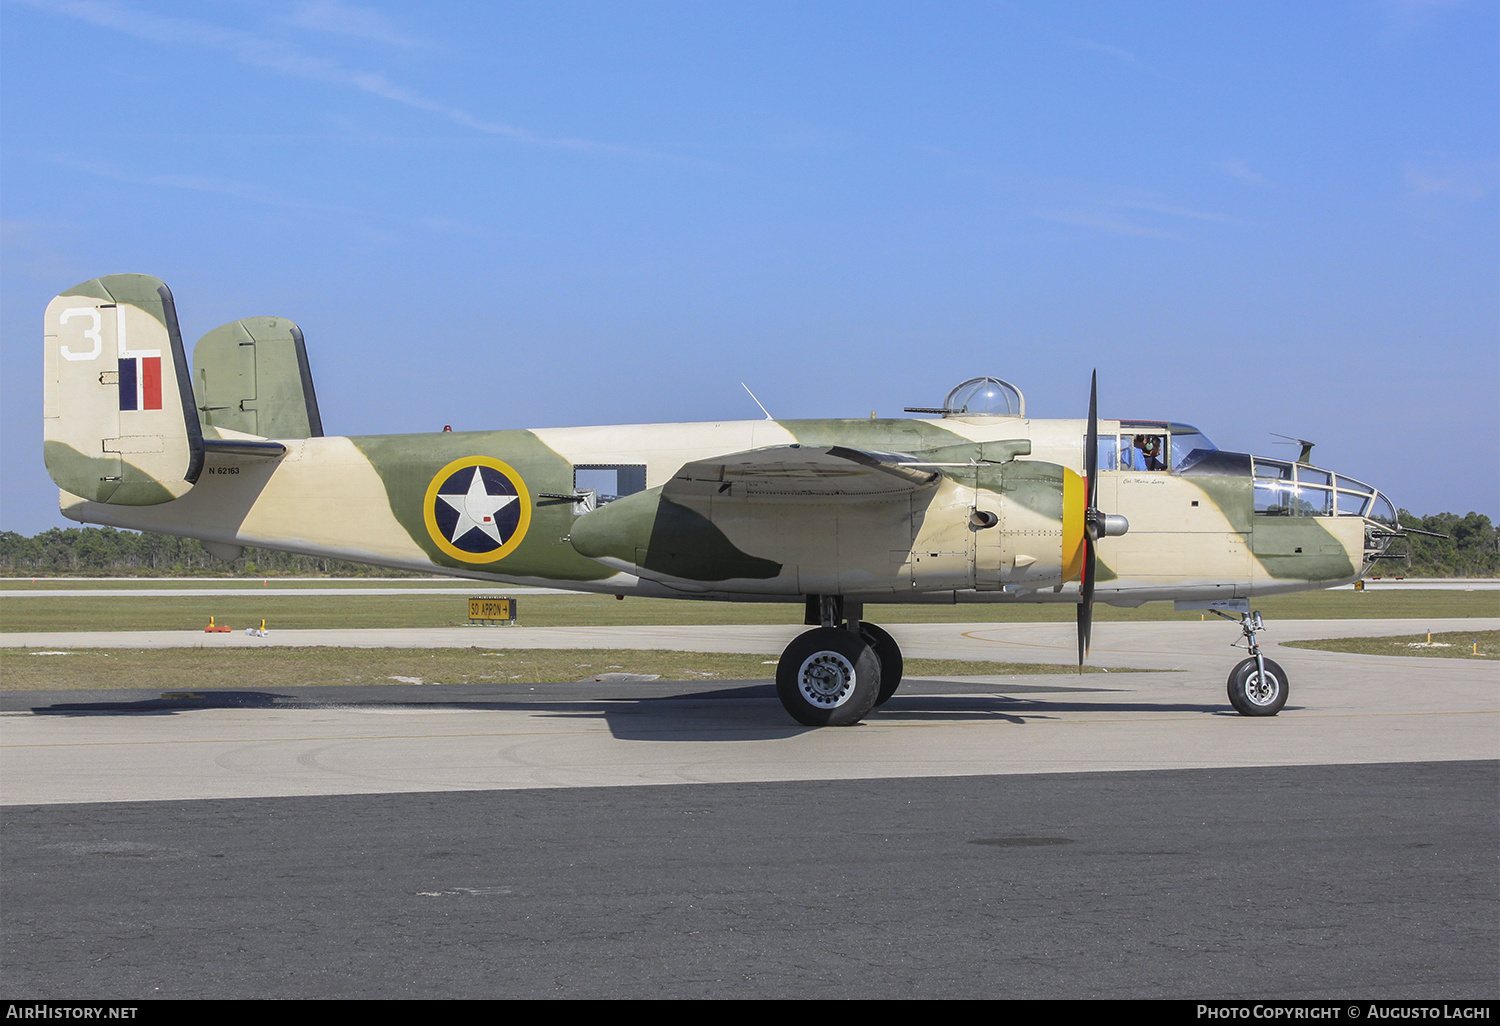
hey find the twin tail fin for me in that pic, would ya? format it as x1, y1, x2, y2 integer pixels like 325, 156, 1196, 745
43, 274, 203, 505
44, 273, 323, 506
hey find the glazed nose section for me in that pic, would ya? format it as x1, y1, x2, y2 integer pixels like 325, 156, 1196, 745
1358, 487, 1401, 566
1366, 489, 1398, 527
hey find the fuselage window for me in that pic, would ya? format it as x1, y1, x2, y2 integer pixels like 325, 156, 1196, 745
1253, 459, 1348, 517
574, 464, 648, 506
1105, 428, 1169, 471
1253, 458, 1296, 515
1336, 490, 1371, 516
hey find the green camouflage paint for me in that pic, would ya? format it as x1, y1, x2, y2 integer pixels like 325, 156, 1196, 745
570, 487, 783, 581
43, 440, 176, 506
350, 430, 614, 580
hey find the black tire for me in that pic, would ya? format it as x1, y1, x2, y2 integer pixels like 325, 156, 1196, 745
1226, 657, 1288, 716
859, 622, 904, 706
776, 626, 882, 726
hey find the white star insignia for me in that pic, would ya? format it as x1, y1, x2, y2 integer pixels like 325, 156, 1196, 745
437, 468, 517, 546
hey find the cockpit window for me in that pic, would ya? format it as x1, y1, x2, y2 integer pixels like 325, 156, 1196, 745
1100, 422, 1217, 473
1168, 426, 1216, 472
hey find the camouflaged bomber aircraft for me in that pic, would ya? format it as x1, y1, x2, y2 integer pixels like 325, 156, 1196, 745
45, 274, 1408, 726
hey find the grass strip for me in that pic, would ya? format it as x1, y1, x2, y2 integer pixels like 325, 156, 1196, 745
0, 578, 471, 590
0, 647, 1134, 692
1282, 629, 1499, 660
2, 589, 1495, 633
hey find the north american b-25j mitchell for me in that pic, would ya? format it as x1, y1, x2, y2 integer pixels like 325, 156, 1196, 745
44, 274, 1411, 726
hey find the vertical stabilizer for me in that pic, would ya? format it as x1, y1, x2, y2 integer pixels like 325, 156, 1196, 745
193, 317, 323, 439
43, 274, 203, 504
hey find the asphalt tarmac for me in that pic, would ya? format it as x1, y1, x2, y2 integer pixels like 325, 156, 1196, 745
2, 617, 1496, 999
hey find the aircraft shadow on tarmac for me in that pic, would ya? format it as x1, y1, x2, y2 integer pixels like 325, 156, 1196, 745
25, 680, 1265, 741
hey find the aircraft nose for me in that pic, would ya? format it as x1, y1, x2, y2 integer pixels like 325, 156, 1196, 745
1346, 481, 1400, 568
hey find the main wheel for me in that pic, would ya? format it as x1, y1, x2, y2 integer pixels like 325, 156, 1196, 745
776, 626, 882, 726
859, 622, 905, 706
1226, 657, 1288, 716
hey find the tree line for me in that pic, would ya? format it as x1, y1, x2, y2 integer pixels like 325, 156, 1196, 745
1383, 510, 1499, 578
1, 511, 1494, 578
0, 527, 416, 577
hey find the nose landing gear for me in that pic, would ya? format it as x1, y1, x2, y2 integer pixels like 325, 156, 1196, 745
1212, 609, 1289, 716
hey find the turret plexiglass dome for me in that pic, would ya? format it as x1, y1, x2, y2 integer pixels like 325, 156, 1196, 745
942, 376, 1025, 417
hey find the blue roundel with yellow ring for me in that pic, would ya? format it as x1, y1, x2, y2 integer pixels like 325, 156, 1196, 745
422, 456, 532, 563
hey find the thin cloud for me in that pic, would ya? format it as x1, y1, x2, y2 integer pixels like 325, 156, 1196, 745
1065, 36, 1167, 78
1213, 158, 1271, 187
1381, 0, 1468, 33
1036, 209, 1181, 239
20, 0, 666, 158
284, 0, 429, 49
996, 2, 1168, 79
46, 154, 354, 212
1121, 200, 1242, 224
1403, 162, 1491, 201
46, 154, 509, 238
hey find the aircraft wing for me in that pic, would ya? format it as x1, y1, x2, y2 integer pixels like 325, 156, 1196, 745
570, 444, 950, 589
662, 444, 942, 502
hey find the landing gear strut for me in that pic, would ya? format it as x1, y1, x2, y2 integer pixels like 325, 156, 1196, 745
1211, 609, 1289, 716
776, 597, 905, 725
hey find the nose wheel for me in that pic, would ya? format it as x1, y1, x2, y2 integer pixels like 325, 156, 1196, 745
1211, 609, 1290, 716
1227, 656, 1288, 715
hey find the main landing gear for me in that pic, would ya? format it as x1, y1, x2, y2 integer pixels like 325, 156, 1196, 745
776, 597, 904, 726
1210, 609, 1289, 716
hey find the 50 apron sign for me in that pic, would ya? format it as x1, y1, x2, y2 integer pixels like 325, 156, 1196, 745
468, 597, 517, 625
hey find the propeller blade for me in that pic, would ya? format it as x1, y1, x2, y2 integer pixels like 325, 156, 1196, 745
1076, 596, 1090, 670
1077, 530, 1095, 670
1078, 370, 1099, 671
1085, 370, 1098, 513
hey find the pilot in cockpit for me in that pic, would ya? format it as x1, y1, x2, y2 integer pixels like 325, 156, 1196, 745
1133, 434, 1167, 471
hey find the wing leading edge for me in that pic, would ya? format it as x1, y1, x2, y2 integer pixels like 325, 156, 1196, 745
663, 444, 943, 502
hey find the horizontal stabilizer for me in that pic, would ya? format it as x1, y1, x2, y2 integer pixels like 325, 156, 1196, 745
44, 274, 202, 504
202, 438, 287, 460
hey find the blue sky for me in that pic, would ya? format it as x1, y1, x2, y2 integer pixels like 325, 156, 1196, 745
3, 0, 1496, 535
